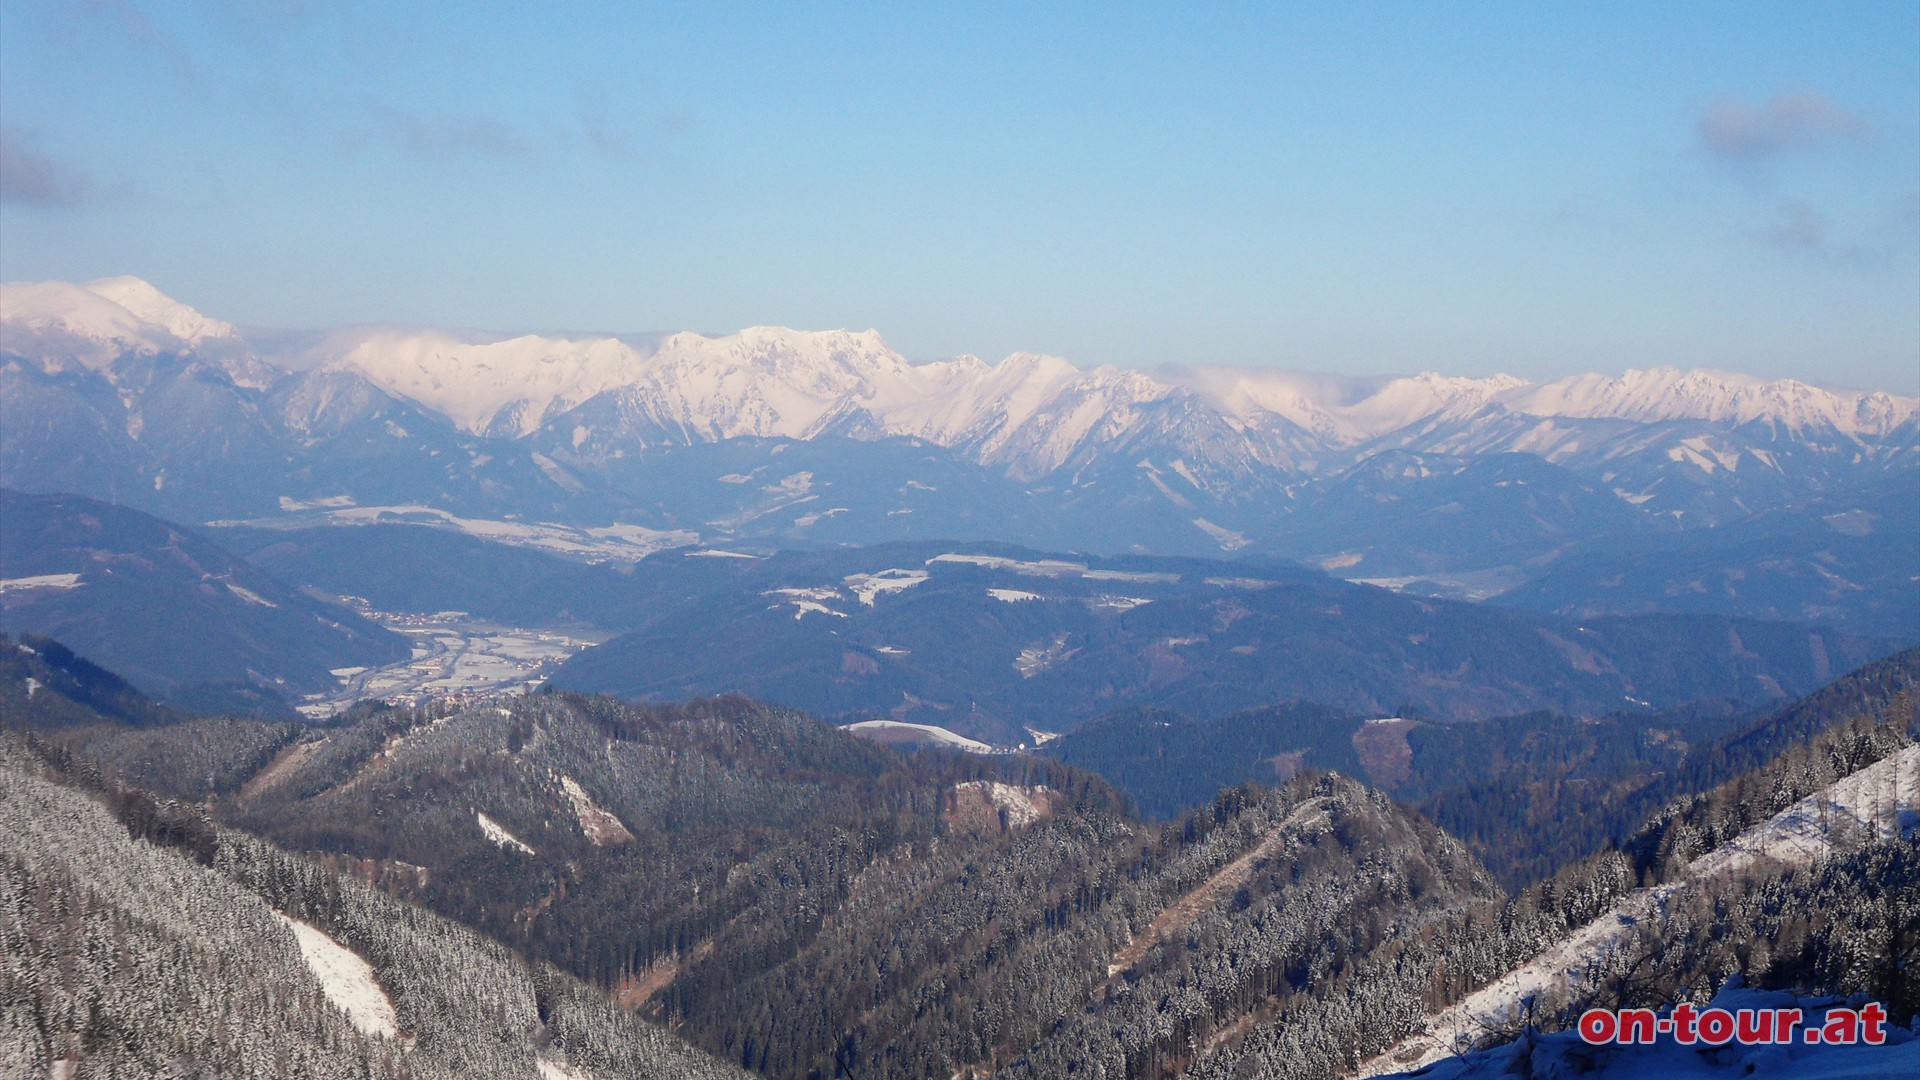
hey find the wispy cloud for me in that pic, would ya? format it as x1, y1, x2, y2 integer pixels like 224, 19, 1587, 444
363, 106, 538, 160
0, 129, 94, 206
72, 0, 201, 86
1752, 198, 1891, 267
1759, 200, 1830, 252
575, 84, 692, 159
341, 91, 688, 165
1695, 92, 1866, 162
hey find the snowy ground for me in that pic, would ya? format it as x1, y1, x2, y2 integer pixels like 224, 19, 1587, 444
215, 504, 698, 563
1382, 989, 1920, 1079
1360, 745, 1920, 1077
0, 573, 84, 593
277, 915, 399, 1039
300, 606, 608, 717
840, 719, 997, 753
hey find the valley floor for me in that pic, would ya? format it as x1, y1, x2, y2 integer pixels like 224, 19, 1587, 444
302, 605, 607, 717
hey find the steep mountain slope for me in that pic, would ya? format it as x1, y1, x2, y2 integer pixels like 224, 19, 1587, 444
0, 490, 407, 713
0, 734, 747, 1079
1361, 716, 1920, 1076
1377, 986, 1920, 1079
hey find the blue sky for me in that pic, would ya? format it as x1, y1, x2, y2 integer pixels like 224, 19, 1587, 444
2, 2, 1915, 390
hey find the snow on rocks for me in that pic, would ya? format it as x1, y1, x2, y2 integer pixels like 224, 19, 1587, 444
954, 781, 1053, 828
945, 781, 1058, 834
277, 915, 400, 1039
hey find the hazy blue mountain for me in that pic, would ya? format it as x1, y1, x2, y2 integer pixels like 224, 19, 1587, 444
0, 490, 407, 713
543, 542, 1899, 742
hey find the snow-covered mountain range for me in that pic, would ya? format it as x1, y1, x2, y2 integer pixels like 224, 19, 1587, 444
3, 276, 1915, 599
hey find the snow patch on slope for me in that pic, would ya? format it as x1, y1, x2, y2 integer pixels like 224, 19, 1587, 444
277, 915, 400, 1039
841, 719, 995, 753
0, 573, 83, 593
557, 775, 634, 846
477, 811, 535, 855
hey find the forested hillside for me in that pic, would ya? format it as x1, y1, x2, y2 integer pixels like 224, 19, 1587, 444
0, 733, 746, 1078
0, 490, 407, 714
1047, 648, 1920, 888
5, 636, 1915, 1078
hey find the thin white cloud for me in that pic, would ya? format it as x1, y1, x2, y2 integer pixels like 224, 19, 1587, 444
1695, 92, 1866, 162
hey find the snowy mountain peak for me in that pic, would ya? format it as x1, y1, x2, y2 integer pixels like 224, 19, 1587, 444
0, 276, 237, 372
4, 275, 1915, 476
1176, 367, 1528, 445
81, 276, 239, 344
316, 328, 646, 436
1496, 366, 1919, 437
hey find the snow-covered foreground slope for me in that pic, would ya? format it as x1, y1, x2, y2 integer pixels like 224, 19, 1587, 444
0, 737, 750, 1079
1382, 987, 1920, 1079
1358, 745, 1920, 1077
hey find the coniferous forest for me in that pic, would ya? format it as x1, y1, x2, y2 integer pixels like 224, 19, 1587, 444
3, 632, 1915, 1078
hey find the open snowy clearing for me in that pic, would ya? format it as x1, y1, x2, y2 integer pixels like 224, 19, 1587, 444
841, 719, 996, 753
213, 503, 698, 563
0, 573, 83, 593
844, 568, 928, 605
277, 915, 399, 1039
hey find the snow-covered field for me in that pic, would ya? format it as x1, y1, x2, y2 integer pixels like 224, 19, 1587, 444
0, 573, 83, 593
844, 568, 928, 605
213, 504, 699, 563
840, 719, 997, 753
